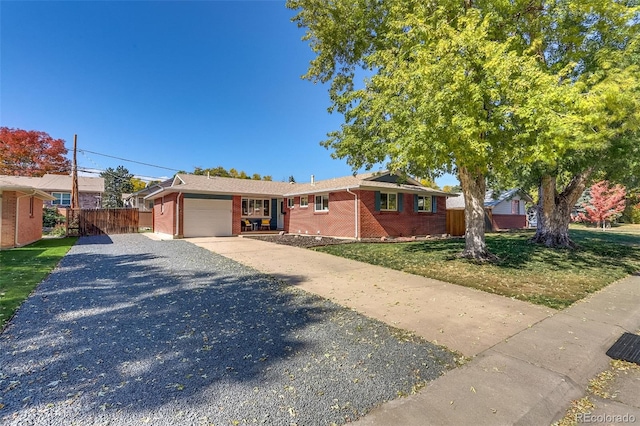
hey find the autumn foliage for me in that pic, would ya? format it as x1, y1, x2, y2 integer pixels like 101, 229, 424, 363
574, 181, 626, 229
0, 127, 70, 176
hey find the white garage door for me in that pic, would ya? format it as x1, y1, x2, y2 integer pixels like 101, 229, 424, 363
183, 198, 232, 237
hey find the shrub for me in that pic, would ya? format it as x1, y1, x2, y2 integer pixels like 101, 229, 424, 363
43, 207, 65, 228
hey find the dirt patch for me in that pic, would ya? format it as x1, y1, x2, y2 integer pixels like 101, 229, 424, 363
244, 233, 449, 248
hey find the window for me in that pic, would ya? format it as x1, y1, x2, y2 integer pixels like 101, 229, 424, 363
512, 200, 520, 214
300, 195, 309, 208
242, 198, 270, 216
380, 192, 397, 211
52, 192, 71, 206
314, 194, 329, 211
29, 196, 34, 217
416, 195, 433, 212
287, 198, 294, 208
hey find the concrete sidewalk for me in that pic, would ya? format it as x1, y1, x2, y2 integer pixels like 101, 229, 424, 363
175, 235, 640, 424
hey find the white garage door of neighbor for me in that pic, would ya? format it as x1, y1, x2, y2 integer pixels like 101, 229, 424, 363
183, 198, 233, 237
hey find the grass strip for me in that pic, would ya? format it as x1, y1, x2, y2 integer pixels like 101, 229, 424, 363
316, 229, 640, 309
0, 237, 77, 329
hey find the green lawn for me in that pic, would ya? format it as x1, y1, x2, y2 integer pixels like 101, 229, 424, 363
316, 228, 640, 309
0, 237, 77, 329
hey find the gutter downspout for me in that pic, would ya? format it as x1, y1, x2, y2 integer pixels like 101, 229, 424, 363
15, 191, 36, 247
346, 188, 359, 240
175, 192, 183, 238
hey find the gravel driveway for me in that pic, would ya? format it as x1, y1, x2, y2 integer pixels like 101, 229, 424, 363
0, 234, 456, 425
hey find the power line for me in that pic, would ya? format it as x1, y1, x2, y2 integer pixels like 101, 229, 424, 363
77, 149, 180, 172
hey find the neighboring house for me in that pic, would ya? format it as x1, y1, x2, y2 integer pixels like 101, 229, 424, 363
123, 178, 173, 211
0, 179, 55, 249
145, 171, 452, 239
0, 174, 104, 210
446, 188, 533, 235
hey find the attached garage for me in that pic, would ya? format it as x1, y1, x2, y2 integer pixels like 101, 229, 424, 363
183, 197, 233, 237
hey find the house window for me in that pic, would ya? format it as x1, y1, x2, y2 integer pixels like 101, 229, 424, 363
242, 198, 270, 216
287, 198, 294, 208
417, 195, 433, 212
512, 200, 520, 214
300, 195, 309, 208
160, 197, 165, 214
29, 196, 34, 217
315, 194, 329, 211
380, 193, 397, 211
51, 192, 71, 206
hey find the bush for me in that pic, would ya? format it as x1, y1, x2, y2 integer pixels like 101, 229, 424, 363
43, 207, 65, 228
622, 205, 640, 224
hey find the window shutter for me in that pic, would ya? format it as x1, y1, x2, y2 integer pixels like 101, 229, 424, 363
374, 191, 381, 211
432, 196, 437, 213
398, 193, 403, 212
414, 195, 419, 212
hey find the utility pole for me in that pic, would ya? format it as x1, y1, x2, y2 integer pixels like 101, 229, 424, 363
71, 134, 79, 209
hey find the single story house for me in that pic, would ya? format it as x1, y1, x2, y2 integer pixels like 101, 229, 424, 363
145, 171, 451, 239
0, 174, 104, 210
123, 178, 173, 211
0, 179, 55, 249
446, 188, 533, 235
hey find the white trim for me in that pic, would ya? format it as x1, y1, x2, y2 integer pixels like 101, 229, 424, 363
416, 195, 433, 213
380, 192, 398, 211
314, 194, 329, 212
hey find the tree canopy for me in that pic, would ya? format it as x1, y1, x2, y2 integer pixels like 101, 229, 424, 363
0, 127, 70, 176
101, 166, 134, 208
190, 166, 272, 181
289, 0, 640, 257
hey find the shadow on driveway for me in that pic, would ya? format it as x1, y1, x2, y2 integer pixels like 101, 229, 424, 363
0, 235, 455, 425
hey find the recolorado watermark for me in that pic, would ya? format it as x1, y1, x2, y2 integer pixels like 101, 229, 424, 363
577, 412, 636, 423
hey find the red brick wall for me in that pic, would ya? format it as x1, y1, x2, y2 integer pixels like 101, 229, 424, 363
492, 214, 526, 230
287, 191, 356, 238
232, 195, 242, 235
1, 191, 17, 249
153, 193, 178, 236
17, 195, 43, 247
286, 190, 447, 238
360, 191, 446, 238
1, 191, 44, 248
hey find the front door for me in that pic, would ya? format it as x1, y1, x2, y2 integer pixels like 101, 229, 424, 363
277, 199, 284, 230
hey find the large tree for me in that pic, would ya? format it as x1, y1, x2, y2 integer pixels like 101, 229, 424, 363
101, 166, 134, 208
289, 0, 640, 256
0, 127, 70, 176
516, 1, 640, 248
289, 0, 588, 259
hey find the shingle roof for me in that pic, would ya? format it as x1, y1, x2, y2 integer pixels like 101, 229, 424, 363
0, 178, 56, 200
283, 172, 451, 196
145, 171, 454, 200
0, 174, 104, 193
171, 174, 296, 197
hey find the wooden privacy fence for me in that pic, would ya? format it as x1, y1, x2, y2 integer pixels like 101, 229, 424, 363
446, 209, 465, 237
66, 208, 139, 236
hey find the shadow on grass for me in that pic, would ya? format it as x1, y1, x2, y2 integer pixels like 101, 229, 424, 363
401, 230, 640, 273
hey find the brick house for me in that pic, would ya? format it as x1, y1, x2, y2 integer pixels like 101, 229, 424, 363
146, 171, 450, 239
0, 180, 55, 249
446, 188, 533, 234
0, 174, 104, 210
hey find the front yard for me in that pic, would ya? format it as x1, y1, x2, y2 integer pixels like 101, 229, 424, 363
0, 237, 77, 329
315, 228, 640, 309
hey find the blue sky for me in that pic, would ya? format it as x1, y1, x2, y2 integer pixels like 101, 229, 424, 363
1, 1, 458, 187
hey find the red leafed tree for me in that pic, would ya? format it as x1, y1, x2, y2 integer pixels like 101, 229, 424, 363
0, 127, 70, 176
575, 181, 626, 229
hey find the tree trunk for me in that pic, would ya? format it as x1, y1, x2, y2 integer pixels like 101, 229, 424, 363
458, 166, 495, 260
531, 169, 592, 248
